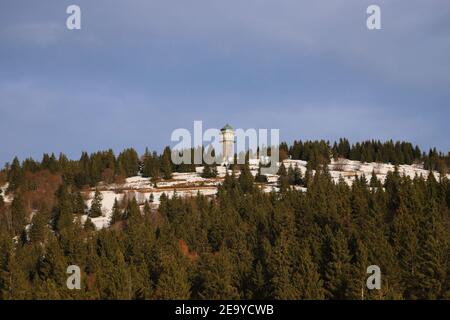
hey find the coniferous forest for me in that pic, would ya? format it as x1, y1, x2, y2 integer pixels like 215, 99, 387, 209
0, 139, 449, 300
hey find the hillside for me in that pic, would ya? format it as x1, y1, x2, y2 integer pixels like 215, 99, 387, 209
56, 158, 450, 230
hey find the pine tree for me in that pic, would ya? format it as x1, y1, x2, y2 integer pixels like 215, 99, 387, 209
248, 261, 267, 299
55, 184, 75, 233
196, 248, 240, 299
11, 193, 26, 236
293, 164, 303, 185
117, 148, 140, 177
294, 246, 325, 299
277, 163, 289, 193
238, 163, 254, 193
255, 163, 268, 183
142, 149, 161, 179
347, 239, 369, 300
7, 157, 24, 192
109, 198, 122, 225
202, 163, 217, 178
287, 165, 295, 185
267, 203, 301, 299
323, 228, 352, 299
414, 200, 447, 299
143, 200, 151, 215
0, 241, 31, 299
84, 217, 96, 231
392, 202, 418, 298
73, 191, 86, 215
89, 189, 103, 218
29, 211, 48, 244
303, 165, 313, 187
37, 237, 67, 290
124, 197, 141, 222
161, 146, 173, 180
155, 254, 191, 299
268, 233, 298, 299
97, 247, 132, 299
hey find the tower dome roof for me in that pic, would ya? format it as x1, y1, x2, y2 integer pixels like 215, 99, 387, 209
221, 124, 233, 131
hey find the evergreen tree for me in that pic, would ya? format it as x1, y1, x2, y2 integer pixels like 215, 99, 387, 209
124, 197, 141, 222
54, 184, 75, 233
255, 163, 268, 183
202, 163, 218, 178
287, 165, 295, 185
89, 189, 103, 218
29, 211, 48, 244
238, 163, 254, 193
369, 170, 380, 188
161, 147, 173, 180
196, 248, 240, 299
392, 202, 418, 298
0, 241, 31, 299
109, 198, 122, 225
37, 237, 67, 287
295, 247, 325, 299
293, 164, 303, 185
267, 203, 301, 299
84, 217, 96, 232
117, 148, 140, 177
155, 254, 191, 299
414, 201, 447, 299
0, 138, 449, 301
277, 163, 289, 193
7, 157, 24, 192
11, 193, 26, 236
143, 200, 151, 216
323, 228, 352, 299
73, 191, 86, 215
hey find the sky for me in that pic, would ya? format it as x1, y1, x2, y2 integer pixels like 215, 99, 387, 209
0, 0, 449, 165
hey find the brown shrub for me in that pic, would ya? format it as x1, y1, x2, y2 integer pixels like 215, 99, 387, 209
179, 239, 199, 262
22, 170, 62, 212
101, 168, 115, 184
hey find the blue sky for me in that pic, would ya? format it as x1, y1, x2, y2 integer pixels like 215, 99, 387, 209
0, 0, 449, 165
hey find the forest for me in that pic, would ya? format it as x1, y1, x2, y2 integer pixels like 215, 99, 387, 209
0, 139, 449, 299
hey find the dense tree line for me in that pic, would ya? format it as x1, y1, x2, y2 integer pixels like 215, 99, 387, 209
331, 139, 422, 165
3, 147, 177, 192
0, 140, 449, 299
285, 139, 449, 173
2, 139, 449, 193
0, 161, 449, 299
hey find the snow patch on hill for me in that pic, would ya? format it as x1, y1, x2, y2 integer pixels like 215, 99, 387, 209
78, 159, 450, 230
82, 182, 218, 230
0, 183, 13, 203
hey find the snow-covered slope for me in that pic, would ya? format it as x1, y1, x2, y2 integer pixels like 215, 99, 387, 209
3, 158, 448, 231
282, 158, 447, 185
81, 158, 449, 230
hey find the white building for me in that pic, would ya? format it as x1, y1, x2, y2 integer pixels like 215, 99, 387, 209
220, 124, 235, 164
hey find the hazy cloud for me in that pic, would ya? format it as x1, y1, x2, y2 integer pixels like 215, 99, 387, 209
0, 0, 449, 164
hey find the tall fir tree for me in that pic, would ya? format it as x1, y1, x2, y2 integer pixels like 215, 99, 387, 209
89, 189, 103, 218
277, 163, 289, 193
109, 198, 122, 225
